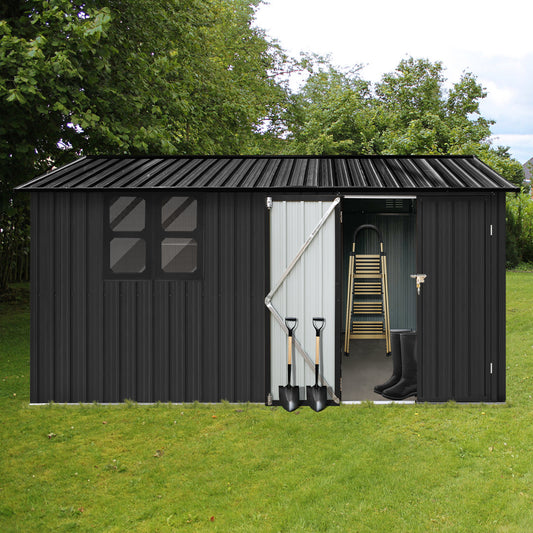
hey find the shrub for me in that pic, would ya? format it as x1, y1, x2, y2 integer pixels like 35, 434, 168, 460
506, 192, 533, 268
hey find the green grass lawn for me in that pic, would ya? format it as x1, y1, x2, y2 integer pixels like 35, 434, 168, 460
1, 274, 533, 532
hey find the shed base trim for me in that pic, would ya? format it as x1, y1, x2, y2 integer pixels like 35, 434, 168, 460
28, 402, 265, 406
342, 400, 416, 405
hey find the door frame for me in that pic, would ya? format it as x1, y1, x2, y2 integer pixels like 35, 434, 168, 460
340, 195, 418, 403
265, 194, 342, 406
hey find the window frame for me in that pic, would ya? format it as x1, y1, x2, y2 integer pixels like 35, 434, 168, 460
104, 192, 202, 280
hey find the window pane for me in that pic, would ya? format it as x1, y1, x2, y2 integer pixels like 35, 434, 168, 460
162, 197, 197, 231
110, 238, 146, 273
161, 238, 197, 273
110, 197, 145, 231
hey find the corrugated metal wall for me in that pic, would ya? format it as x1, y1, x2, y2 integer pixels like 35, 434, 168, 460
269, 200, 337, 401
417, 193, 506, 402
30, 191, 268, 403
29, 189, 506, 404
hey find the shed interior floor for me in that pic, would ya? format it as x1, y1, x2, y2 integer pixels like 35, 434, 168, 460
341, 339, 396, 401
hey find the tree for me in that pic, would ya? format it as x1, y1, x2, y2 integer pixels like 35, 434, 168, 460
78, 0, 290, 156
285, 64, 377, 155
284, 57, 524, 188
1, 0, 112, 197
375, 58, 494, 155
0, 0, 289, 195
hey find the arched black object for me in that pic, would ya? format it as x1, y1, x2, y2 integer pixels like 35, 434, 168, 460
352, 224, 384, 250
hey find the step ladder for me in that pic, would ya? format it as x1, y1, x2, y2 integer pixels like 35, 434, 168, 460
344, 224, 391, 356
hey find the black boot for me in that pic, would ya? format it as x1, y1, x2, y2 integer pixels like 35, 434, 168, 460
374, 329, 410, 395
382, 332, 417, 400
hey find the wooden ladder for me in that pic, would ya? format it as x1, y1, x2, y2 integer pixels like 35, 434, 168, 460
344, 226, 391, 356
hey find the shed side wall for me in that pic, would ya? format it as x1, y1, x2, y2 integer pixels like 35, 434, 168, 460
30, 191, 267, 403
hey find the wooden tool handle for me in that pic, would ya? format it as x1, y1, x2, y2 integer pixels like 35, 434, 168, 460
288, 337, 292, 365
315, 336, 320, 365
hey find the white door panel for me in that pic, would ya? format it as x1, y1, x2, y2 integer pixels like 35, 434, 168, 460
268, 200, 337, 401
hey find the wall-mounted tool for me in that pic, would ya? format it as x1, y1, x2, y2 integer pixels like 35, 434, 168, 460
307, 318, 327, 412
410, 274, 427, 296
279, 317, 300, 412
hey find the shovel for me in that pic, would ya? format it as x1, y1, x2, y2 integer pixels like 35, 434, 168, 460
279, 317, 300, 412
307, 317, 327, 412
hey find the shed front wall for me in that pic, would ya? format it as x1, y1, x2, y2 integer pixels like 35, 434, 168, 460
30, 189, 507, 405
30, 191, 268, 403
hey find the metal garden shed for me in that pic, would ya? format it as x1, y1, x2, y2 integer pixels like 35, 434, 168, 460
17, 155, 517, 405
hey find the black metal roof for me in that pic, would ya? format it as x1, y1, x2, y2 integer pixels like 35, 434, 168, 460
17, 155, 518, 191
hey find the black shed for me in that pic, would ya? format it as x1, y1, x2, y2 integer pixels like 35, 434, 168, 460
17, 155, 517, 404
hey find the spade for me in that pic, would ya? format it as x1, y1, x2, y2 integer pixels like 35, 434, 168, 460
307, 317, 327, 412
279, 317, 300, 412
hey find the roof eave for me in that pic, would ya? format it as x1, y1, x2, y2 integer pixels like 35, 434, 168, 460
16, 184, 520, 193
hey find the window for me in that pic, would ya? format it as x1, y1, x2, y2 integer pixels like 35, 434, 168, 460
109, 196, 145, 231
110, 237, 146, 273
160, 197, 198, 273
162, 197, 197, 231
161, 238, 197, 273
108, 197, 146, 274
106, 194, 201, 278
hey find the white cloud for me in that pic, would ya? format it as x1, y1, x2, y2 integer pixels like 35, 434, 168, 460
257, 0, 533, 69
483, 82, 514, 107
255, 0, 533, 162
490, 134, 533, 164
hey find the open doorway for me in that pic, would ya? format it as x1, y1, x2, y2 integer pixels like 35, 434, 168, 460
341, 197, 416, 402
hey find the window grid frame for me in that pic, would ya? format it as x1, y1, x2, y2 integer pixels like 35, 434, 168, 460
104, 192, 202, 280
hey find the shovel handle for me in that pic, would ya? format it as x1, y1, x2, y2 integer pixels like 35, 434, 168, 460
287, 335, 293, 366
285, 317, 298, 336
313, 317, 325, 365
285, 317, 297, 367
312, 317, 325, 336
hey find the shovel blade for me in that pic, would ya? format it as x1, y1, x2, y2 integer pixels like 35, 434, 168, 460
307, 385, 328, 412
279, 385, 300, 412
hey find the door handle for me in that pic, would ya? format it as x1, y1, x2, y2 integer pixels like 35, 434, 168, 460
410, 274, 427, 295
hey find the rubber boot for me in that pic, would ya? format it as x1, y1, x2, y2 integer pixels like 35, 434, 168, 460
382, 331, 417, 400
374, 329, 410, 395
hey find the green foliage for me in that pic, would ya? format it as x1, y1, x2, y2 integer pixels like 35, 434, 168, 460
375, 59, 495, 156
1, 0, 113, 192
0, 0, 289, 194
506, 192, 533, 268
285, 64, 377, 155
2, 275, 533, 531
284, 57, 524, 188
0, 203, 30, 292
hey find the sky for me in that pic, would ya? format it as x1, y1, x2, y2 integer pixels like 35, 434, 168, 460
255, 0, 533, 165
